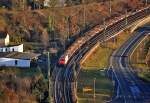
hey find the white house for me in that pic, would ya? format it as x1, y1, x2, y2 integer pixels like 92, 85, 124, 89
43, 0, 65, 7
0, 44, 23, 52
44, 0, 50, 7
0, 58, 31, 68
0, 52, 40, 68
0, 32, 9, 46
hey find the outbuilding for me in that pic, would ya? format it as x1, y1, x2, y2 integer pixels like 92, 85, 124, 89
0, 52, 40, 68
0, 44, 23, 52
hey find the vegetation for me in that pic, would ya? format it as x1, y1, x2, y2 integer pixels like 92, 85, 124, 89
81, 29, 132, 69
138, 72, 150, 82
0, 0, 147, 103
0, 0, 145, 49
131, 35, 150, 82
0, 67, 48, 103
78, 70, 113, 103
81, 45, 113, 69
79, 28, 135, 102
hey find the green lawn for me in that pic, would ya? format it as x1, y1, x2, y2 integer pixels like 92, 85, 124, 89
81, 45, 113, 69
78, 29, 136, 102
130, 36, 150, 82
138, 72, 150, 82
81, 30, 132, 70
77, 70, 113, 103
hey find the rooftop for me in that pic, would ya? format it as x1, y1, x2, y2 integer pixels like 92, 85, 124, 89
0, 52, 40, 60
0, 44, 23, 48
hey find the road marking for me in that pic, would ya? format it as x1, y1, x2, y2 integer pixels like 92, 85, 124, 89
115, 32, 144, 103
105, 32, 149, 103
124, 96, 127, 103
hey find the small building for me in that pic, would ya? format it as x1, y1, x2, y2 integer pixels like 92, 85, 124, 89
44, 0, 50, 7
43, 0, 65, 7
0, 44, 23, 53
0, 52, 40, 68
0, 32, 9, 47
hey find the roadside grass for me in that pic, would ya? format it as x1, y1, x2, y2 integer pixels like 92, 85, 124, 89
106, 30, 132, 49
81, 46, 113, 70
81, 29, 132, 69
138, 72, 150, 82
131, 59, 150, 82
78, 29, 135, 103
130, 36, 150, 82
77, 70, 113, 103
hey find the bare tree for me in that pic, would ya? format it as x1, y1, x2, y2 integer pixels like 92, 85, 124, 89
41, 28, 49, 48
49, 0, 58, 7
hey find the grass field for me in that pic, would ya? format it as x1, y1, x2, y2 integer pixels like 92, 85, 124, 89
138, 72, 150, 82
77, 70, 113, 103
81, 45, 113, 70
78, 29, 134, 102
81, 29, 132, 69
130, 36, 150, 82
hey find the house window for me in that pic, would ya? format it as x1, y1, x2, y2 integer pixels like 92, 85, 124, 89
12, 48, 14, 52
15, 60, 18, 65
5, 48, 7, 52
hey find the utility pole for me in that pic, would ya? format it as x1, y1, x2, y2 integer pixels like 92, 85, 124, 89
33, 0, 36, 10
64, 16, 70, 50
125, 9, 128, 26
47, 52, 53, 103
109, 0, 112, 16
103, 18, 107, 47
72, 62, 78, 100
73, 62, 77, 80
146, 0, 148, 6
63, 34, 66, 51
83, 0, 86, 29
93, 78, 96, 102
66, 16, 71, 42
136, 49, 139, 63
140, 43, 143, 61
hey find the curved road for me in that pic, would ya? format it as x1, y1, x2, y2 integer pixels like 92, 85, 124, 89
53, 6, 150, 103
109, 28, 150, 103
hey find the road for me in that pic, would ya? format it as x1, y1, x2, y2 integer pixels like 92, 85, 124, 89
53, 7, 150, 103
109, 28, 150, 103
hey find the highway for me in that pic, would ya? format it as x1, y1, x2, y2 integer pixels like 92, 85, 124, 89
109, 29, 150, 103
53, 6, 150, 103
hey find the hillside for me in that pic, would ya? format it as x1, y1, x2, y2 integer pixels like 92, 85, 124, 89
0, 0, 144, 47
0, 0, 147, 103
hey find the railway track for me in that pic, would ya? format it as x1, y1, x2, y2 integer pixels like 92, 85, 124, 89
53, 6, 150, 103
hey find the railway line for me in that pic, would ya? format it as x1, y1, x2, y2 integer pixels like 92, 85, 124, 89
53, 5, 150, 103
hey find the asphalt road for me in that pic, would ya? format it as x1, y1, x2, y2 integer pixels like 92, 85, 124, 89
53, 7, 150, 103
108, 29, 150, 103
